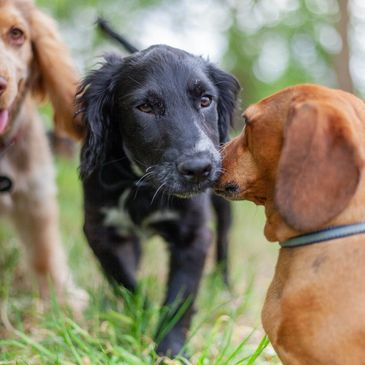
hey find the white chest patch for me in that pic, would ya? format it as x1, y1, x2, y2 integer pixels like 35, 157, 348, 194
102, 190, 135, 236
102, 189, 179, 238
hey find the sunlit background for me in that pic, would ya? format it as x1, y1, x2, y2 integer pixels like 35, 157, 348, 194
40, 0, 363, 105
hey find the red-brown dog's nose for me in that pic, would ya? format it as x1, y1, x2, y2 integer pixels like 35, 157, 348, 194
0, 77, 7, 96
223, 182, 239, 194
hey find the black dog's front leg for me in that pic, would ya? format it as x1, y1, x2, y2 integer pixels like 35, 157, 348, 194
156, 228, 211, 357
211, 194, 232, 285
84, 205, 141, 292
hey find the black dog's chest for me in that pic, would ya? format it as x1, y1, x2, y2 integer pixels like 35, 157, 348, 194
102, 188, 181, 239
83, 163, 211, 246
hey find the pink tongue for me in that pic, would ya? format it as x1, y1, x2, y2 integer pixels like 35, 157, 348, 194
0, 110, 9, 134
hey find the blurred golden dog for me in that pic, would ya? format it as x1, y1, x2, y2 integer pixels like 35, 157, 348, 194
0, 0, 86, 313
216, 84, 365, 364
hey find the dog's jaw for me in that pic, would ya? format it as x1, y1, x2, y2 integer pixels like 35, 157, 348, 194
125, 145, 222, 197
264, 200, 299, 242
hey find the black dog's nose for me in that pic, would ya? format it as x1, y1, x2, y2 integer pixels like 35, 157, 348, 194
178, 158, 212, 183
0, 77, 7, 96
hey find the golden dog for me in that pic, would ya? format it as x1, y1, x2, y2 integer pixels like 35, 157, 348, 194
216, 84, 365, 364
0, 0, 86, 313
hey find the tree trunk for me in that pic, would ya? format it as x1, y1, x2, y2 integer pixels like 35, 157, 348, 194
335, 0, 354, 93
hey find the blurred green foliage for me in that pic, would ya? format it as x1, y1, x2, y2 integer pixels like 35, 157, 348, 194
37, 0, 353, 110
223, 0, 341, 104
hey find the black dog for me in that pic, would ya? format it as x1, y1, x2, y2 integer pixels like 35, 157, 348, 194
77, 28, 240, 356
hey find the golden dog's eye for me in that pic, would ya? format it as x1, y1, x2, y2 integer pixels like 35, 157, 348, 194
9, 27, 25, 46
137, 103, 153, 114
200, 95, 212, 108
242, 115, 250, 125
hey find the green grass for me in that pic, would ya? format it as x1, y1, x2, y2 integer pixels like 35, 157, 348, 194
0, 156, 280, 364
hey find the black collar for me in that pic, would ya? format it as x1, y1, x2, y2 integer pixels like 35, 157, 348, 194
280, 221, 365, 248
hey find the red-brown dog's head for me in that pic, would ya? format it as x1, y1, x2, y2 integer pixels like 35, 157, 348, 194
216, 84, 365, 241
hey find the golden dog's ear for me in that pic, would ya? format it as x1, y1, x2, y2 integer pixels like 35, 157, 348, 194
30, 7, 84, 140
275, 102, 362, 232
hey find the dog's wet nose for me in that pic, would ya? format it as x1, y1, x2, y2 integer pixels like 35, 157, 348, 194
0, 77, 7, 96
223, 183, 239, 194
215, 182, 239, 196
178, 158, 212, 183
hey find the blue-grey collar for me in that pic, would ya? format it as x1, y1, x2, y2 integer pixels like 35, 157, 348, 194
280, 221, 365, 248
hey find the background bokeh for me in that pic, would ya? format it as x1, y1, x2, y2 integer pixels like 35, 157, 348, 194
39, 0, 361, 106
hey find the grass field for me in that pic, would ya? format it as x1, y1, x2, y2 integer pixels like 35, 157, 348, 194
0, 155, 281, 364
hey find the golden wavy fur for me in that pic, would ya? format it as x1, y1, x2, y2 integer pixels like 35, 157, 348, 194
0, 0, 86, 314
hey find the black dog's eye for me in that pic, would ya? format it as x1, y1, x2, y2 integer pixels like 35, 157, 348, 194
200, 95, 212, 108
137, 103, 153, 114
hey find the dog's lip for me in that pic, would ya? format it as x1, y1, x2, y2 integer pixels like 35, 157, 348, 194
214, 187, 229, 195
250, 196, 267, 205
214, 186, 241, 200
0, 109, 9, 135
0, 99, 16, 135
214, 185, 267, 204
165, 180, 215, 198
214, 181, 240, 197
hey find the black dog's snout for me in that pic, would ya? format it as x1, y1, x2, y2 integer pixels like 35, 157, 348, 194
178, 158, 212, 183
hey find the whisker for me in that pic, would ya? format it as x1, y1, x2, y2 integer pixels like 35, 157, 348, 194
151, 182, 167, 205
133, 173, 155, 200
136, 171, 154, 186
217, 167, 227, 174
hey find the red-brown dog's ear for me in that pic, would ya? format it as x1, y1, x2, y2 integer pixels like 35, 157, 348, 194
275, 102, 362, 232
30, 7, 84, 140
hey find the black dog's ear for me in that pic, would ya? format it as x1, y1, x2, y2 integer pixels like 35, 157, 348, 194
76, 55, 122, 179
208, 65, 240, 143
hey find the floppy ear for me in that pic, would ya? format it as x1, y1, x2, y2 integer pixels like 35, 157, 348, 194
208, 65, 240, 143
76, 55, 122, 179
275, 102, 363, 232
30, 7, 84, 140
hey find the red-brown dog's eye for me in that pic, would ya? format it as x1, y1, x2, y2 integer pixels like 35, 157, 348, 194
9, 27, 25, 46
200, 95, 212, 108
137, 103, 153, 114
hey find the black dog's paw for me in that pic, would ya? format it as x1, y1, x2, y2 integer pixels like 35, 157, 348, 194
156, 331, 187, 358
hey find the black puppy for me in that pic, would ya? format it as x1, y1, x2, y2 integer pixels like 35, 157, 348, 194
77, 35, 240, 355
96, 19, 233, 282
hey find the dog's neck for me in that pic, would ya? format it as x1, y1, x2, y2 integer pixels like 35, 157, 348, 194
264, 200, 298, 242
264, 180, 365, 243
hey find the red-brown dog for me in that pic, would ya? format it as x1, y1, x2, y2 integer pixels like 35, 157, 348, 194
215, 84, 365, 364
